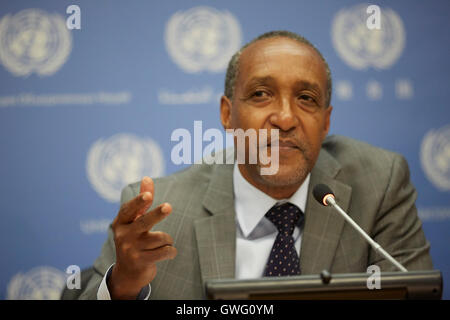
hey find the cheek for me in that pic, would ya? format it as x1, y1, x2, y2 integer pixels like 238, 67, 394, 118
231, 111, 247, 129
232, 106, 267, 129
301, 115, 327, 145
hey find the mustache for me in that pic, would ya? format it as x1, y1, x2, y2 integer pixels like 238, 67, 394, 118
258, 134, 308, 153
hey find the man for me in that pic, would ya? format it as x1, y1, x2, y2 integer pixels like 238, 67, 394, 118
77, 31, 432, 300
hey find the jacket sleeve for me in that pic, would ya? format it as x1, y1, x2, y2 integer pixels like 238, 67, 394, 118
368, 154, 433, 271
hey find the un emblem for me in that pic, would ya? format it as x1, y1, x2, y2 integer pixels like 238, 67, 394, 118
0, 9, 72, 77
87, 133, 165, 202
165, 6, 242, 73
421, 125, 450, 191
331, 4, 405, 70
6, 266, 66, 300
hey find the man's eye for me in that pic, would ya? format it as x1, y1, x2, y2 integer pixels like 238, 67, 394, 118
253, 91, 268, 98
299, 94, 314, 102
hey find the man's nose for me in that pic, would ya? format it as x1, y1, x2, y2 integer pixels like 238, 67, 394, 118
269, 96, 299, 132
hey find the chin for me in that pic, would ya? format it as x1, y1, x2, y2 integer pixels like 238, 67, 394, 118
257, 162, 310, 188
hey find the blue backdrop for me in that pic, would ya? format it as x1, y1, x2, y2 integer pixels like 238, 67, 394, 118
0, 0, 449, 299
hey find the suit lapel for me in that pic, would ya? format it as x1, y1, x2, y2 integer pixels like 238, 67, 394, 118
193, 146, 353, 281
194, 164, 236, 284
300, 149, 352, 274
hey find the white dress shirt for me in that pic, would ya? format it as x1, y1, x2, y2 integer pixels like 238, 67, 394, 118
98, 163, 310, 299
234, 162, 310, 279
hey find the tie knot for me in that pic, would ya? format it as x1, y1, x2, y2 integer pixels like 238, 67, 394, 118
265, 202, 303, 236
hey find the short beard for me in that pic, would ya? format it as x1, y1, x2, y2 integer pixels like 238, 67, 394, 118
255, 145, 313, 188
236, 135, 317, 193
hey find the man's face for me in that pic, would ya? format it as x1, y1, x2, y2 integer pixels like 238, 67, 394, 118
221, 37, 332, 191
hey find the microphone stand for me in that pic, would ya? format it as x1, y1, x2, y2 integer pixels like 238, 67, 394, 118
325, 196, 408, 272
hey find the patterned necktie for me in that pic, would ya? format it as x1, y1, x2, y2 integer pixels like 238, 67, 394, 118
264, 202, 303, 277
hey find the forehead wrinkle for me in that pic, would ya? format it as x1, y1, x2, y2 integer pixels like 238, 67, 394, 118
237, 38, 327, 98
242, 49, 273, 87
244, 76, 275, 88
295, 80, 321, 93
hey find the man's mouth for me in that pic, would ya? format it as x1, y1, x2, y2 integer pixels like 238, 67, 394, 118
264, 140, 301, 152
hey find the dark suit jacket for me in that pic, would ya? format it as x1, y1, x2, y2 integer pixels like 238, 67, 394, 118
78, 135, 433, 299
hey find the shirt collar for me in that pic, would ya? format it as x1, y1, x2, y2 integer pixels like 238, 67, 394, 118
233, 162, 310, 238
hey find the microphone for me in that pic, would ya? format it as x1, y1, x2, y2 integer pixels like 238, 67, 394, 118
313, 184, 408, 272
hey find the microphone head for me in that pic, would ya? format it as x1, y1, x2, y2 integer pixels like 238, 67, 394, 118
313, 184, 335, 206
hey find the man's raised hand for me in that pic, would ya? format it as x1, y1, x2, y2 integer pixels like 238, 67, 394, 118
107, 176, 177, 299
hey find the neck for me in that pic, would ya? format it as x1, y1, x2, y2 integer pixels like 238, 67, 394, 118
238, 164, 303, 200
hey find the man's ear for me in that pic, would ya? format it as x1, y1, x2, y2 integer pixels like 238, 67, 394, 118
322, 105, 333, 140
220, 95, 232, 130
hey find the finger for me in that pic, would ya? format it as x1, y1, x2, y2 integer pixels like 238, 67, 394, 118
116, 191, 153, 225
139, 231, 174, 250
140, 176, 154, 196
142, 245, 177, 263
134, 177, 155, 220
133, 202, 172, 233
